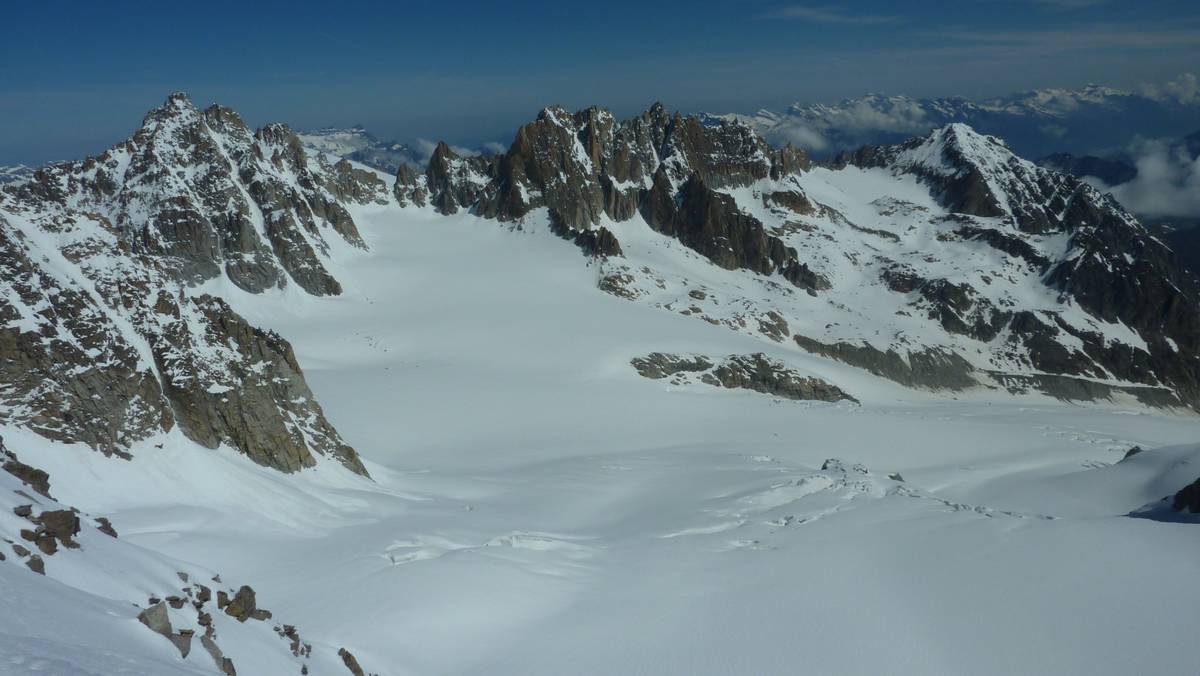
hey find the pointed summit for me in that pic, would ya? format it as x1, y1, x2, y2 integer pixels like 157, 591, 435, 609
892, 123, 1015, 178
838, 123, 1073, 231
139, 90, 202, 132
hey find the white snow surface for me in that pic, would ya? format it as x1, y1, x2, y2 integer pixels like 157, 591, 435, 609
2, 191, 1199, 675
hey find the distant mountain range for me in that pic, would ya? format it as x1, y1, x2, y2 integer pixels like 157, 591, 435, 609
713, 76, 1200, 160
296, 126, 503, 175
296, 126, 422, 174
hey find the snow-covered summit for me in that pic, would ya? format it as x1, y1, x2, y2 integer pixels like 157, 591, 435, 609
892, 123, 1015, 172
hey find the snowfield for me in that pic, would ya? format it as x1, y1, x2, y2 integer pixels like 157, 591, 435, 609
3, 197, 1200, 675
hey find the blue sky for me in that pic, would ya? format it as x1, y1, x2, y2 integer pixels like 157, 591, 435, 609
2, 0, 1198, 164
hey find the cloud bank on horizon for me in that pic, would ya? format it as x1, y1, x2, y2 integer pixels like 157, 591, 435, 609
2, 0, 1199, 165
736, 73, 1200, 156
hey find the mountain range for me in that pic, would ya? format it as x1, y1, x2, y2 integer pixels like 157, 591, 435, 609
296, 126, 423, 174
715, 76, 1200, 160
2, 92, 1200, 674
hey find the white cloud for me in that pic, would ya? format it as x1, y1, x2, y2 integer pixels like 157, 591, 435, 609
1139, 73, 1200, 106
1103, 137, 1200, 218
758, 97, 931, 152
771, 125, 829, 151
828, 99, 930, 133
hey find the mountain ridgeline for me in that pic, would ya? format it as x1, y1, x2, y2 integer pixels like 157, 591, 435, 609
397, 106, 1200, 411
394, 104, 824, 290
2, 93, 1200, 477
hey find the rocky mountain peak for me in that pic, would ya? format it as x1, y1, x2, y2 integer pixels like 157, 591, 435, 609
915, 123, 1013, 166
404, 103, 821, 291
0, 94, 383, 476
159, 90, 197, 114
838, 123, 1112, 233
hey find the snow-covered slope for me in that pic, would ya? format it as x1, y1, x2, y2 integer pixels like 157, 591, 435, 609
7, 202, 1200, 675
0, 432, 374, 675
4, 94, 1200, 675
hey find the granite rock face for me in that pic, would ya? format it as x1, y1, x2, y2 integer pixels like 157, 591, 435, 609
0, 212, 173, 454
157, 295, 366, 475
405, 103, 821, 289
0, 93, 374, 475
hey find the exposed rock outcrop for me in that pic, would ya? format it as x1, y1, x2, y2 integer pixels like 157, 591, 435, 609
158, 295, 366, 475
138, 602, 193, 658
1173, 478, 1200, 514
224, 585, 271, 622
632, 352, 854, 403
642, 174, 829, 293
2, 442, 53, 497
793, 335, 978, 390
631, 353, 714, 380
0, 216, 171, 455
409, 103, 820, 289
338, 647, 366, 676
